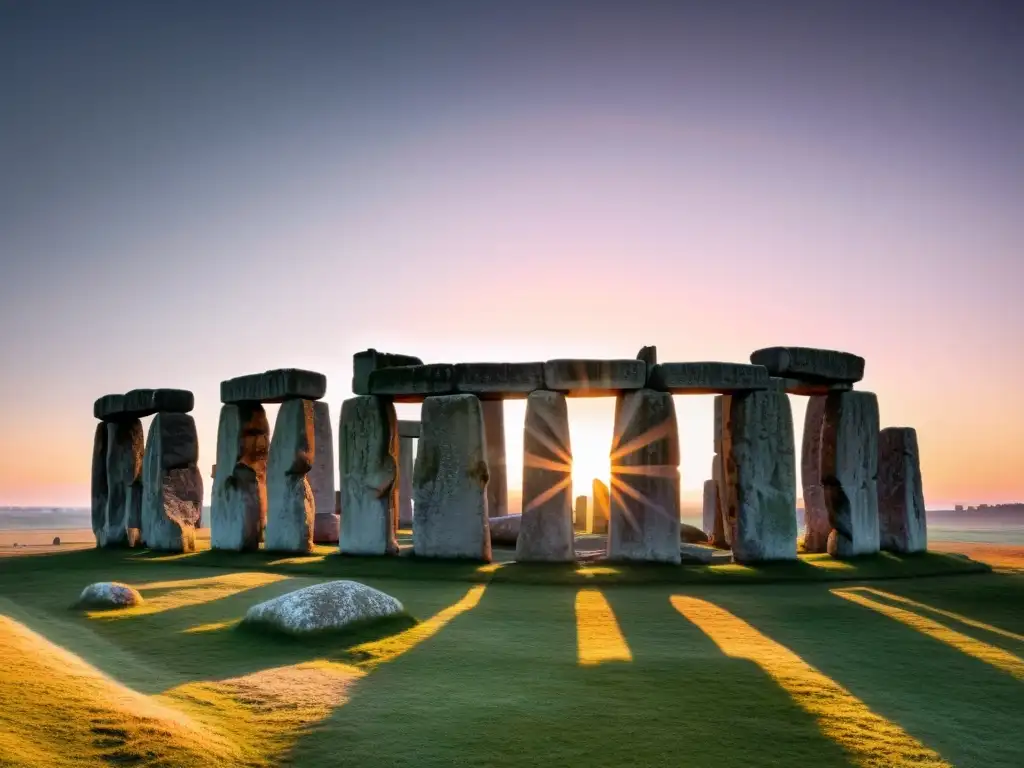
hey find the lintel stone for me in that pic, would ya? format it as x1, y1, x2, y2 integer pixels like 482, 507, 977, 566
750, 347, 865, 384
648, 362, 769, 394
454, 362, 544, 399
368, 364, 456, 402
221, 369, 327, 404
769, 377, 854, 396
543, 359, 646, 396
94, 389, 194, 421
352, 349, 424, 395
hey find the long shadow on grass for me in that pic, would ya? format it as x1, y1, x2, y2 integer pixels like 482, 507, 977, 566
712, 581, 1024, 768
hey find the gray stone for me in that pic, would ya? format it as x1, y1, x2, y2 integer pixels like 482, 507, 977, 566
769, 378, 853, 396
210, 403, 270, 551
309, 401, 337, 544
221, 369, 327, 405
265, 399, 316, 553
338, 395, 399, 556
543, 359, 646, 396
636, 345, 657, 368
822, 391, 880, 558
574, 495, 588, 532
715, 395, 736, 546
242, 580, 405, 635
454, 362, 544, 398
397, 420, 421, 439
142, 413, 202, 552
681, 522, 709, 544
413, 394, 491, 561
648, 362, 769, 394
102, 419, 144, 548
710, 453, 729, 548
518, 391, 575, 562
877, 427, 927, 554
608, 389, 681, 564
368, 364, 456, 401
74, 582, 143, 610
721, 391, 798, 563
352, 349, 424, 395
801, 396, 830, 553
313, 513, 340, 544
750, 347, 865, 385
489, 513, 521, 546
679, 543, 716, 564
91, 424, 108, 546
398, 437, 415, 527
94, 390, 194, 421
481, 400, 508, 518
93, 394, 125, 422
702, 479, 717, 536
591, 478, 610, 534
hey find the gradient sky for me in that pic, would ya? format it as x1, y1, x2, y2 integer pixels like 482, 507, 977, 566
1, 1, 1022, 509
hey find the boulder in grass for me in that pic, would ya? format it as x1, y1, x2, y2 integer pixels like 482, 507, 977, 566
680, 522, 710, 544
489, 514, 521, 546
241, 580, 405, 636
74, 582, 143, 610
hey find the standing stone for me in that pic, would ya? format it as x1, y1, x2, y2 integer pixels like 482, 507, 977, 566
338, 395, 399, 556
801, 396, 830, 552
822, 391, 880, 558
103, 419, 144, 548
877, 427, 927, 554
265, 399, 315, 553
714, 395, 736, 546
413, 394, 491, 561
574, 495, 589, 532
309, 401, 339, 544
702, 479, 717, 536
398, 437, 414, 527
210, 403, 270, 551
517, 391, 574, 562
608, 389, 681, 564
721, 391, 798, 563
142, 413, 203, 552
91, 424, 109, 547
481, 400, 508, 518
592, 478, 610, 534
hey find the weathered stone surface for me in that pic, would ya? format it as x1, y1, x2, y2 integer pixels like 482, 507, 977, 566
574, 495, 589, 532
265, 399, 315, 553
313, 513, 340, 544
102, 419, 144, 548
636, 346, 657, 367
721, 391, 798, 563
91, 424, 108, 546
681, 522, 708, 544
710, 453, 729, 548
454, 362, 544, 398
242, 580, 405, 635
210, 403, 270, 551
702, 479, 717, 536
221, 369, 327, 405
368, 364, 456, 401
93, 395, 124, 422
398, 437, 414, 527
397, 420, 421, 439
309, 402, 336, 544
95, 389, 194, 421
877, 427, 927, 554
822, 391, 880, 558
680, 543, 716, 564
338, 396, 399, 556
543, 359, 646, 396
801, 396, 830, 553
517, 391, 574, 562
413, 395, 491, 561
750, 347, 865, 385
648, 363, 769, 394
489, 513, 521, 546
352, 349, 423, 395
608, 389, 681, 564
481, 400, 508, 518
74, 582, 143, 610
142, 413, 202, 552
591, 478, 610, 534
769, 378, 853, 396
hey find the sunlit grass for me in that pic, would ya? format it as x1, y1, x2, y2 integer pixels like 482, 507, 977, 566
575, 588, 632, 666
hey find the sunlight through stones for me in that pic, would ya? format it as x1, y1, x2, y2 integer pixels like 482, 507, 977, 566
575, 589, 632, 666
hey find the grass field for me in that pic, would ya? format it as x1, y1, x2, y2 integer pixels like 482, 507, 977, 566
1, 544, 1022, 767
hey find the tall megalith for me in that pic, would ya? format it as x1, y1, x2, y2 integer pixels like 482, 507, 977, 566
713, 395, 732, 547
413, 394, 491, 561
398, 437, 415, 527
608, 389, 681, 564
481, 400, 509, 518
574, 495, 589, 533
310, 401, 339, 544
517, 390, 574, 562
877, 427, 927, 554
801, 396, 830, 552
265, 398, 316, 553
104, 419, 144, 548
338, 395, 399, 556
210, 402, 270, 551
91, 424, 109, 546
591, 478, 610, 534
142, 413, 203, 552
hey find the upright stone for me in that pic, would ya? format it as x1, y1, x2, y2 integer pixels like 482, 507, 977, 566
591, 478, 610, 534
265, 399, 315, 553
413, 394, 491, 561
721, 391, 798, 563
142, 413, 202, 552
877, 427, 927, 554
714, 395, 735, 546
574, 495, 589, 532
702, 479, 717, 535
210, 403, 270, 551
710, 455, 728, 548
309, 401, 339, 544
338, 395, 399, 556
517, 391, 574, 562
608, 389, 681, 564
801, 396, 830, 552
481, 400, 508, 518
91, 424, 109, 547
398, 437, 415, 527
822, 391, 880, 558
103, 419, 144, 548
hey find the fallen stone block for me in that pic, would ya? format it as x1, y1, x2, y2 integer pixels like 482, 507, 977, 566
210, 402, 270, 551
368, 364, 456, 402
489, 513, 521, 546
338, 395, 399, 556
750, 347, 865, 384
352, 349, 424, 395
518, 391, 574, 562
413, 394, 491, 560
74, 582, 143, 610
454, 362, 544, 398
801, 396, 830, 553
142, 413, 202, 552
877, 427, 927, 554
681, 522, 709, 544
543, 359, 646, 396
221, 369, 327, 404
265, 399, 316, 553
103, 419, 144, 548
313, 513, 340, 544
679, 543, 716, 564
648, 362, 769, 394
242, 580, 405, 635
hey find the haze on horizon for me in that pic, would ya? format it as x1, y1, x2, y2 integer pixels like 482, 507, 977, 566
1, 1, 1022, 509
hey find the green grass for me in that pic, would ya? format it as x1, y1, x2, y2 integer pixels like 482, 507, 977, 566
0, 547, 1021, 767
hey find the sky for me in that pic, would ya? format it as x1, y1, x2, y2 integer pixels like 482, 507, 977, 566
1, 1, 1022, 509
